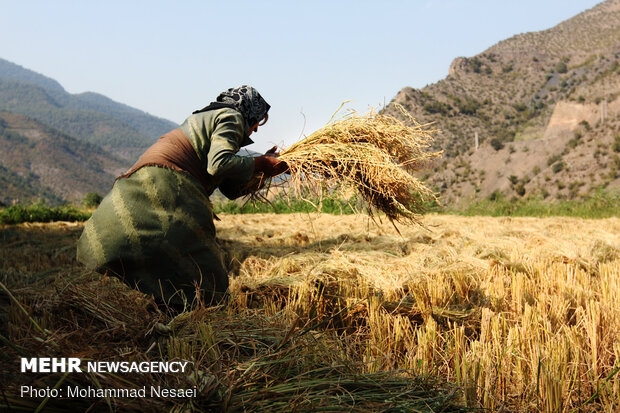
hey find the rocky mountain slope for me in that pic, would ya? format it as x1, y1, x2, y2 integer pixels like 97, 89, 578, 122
0, 112, 128, 204
384, 0, 620, 204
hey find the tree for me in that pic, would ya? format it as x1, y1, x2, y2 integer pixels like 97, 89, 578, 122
83, 192, 102, 208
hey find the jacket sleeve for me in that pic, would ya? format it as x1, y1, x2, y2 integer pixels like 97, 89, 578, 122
206, 111, 255, 182
219, 173, 268, 200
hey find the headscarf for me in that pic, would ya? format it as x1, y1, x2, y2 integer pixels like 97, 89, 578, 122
193, 85, 270, 138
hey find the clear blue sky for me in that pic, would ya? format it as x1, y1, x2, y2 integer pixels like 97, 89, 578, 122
0, 0, 603, 152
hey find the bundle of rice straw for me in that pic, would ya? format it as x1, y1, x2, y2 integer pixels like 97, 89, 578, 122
275, 106, 442, 226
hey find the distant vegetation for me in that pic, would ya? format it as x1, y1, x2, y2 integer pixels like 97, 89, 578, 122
214, 196, 358, 215
82, 192, 103, 208
449, 189, 620, 219
0, 111, 127, 205
0, 163, 64, 205
0, 203, 90, 225
3, 189, 618, 225
216, 190, 620, 219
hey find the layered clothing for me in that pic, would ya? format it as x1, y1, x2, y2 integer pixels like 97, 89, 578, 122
77, 103, 264, 305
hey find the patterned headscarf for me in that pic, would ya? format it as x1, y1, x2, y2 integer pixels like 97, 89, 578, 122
216, 86, 270, 132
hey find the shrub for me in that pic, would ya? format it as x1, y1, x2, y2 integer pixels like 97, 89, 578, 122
457, 99, 481, 115
423, 101, 451, 115
469, 57, 482, 73
568, 132, 582, 149
0, 203, 91, 224
514, 183, 526, 196
555, 61, 568, 73
568, 181, 585, 199
488, 190, 503, 201
552, 161, 565, 173
579, 120, 591, 131
613, 134, 620, 153
83, 192, 103, 208
547, 154, 562, 166
490, 138, 504, 151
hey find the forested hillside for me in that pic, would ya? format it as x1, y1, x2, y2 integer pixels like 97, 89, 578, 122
0, 58, 181, 204
0, 58, 175, 160
0, 112, 128, 204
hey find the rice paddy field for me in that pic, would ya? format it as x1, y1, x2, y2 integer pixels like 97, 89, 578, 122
1, 213, 619, 412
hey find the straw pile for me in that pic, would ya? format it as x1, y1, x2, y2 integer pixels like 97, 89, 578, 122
276, 107, 441, 225
0, 222, 472, 412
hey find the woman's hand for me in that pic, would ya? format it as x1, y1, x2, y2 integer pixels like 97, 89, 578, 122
254, 147, 288, 177
265, 145, 280, 156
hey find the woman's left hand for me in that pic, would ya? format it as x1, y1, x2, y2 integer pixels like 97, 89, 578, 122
264, 146, 280, 156
254, 154, 288, 177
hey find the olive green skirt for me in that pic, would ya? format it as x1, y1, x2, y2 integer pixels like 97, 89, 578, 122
77, 166, 228, 306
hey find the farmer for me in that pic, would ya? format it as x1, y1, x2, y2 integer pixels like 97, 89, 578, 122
77, 86, 287, 308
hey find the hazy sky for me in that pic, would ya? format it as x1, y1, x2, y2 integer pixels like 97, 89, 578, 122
1, 0, 602, 152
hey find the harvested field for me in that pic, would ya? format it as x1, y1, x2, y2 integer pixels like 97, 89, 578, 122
1, 214, 619, 412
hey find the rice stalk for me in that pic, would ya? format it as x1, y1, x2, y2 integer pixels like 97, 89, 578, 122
275, 106, 442, 225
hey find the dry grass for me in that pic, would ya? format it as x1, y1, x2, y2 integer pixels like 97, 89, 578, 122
0, 221, 468, 412
220, 213, 620, 412
1, 214, 618, 411
274, 108, 442, 225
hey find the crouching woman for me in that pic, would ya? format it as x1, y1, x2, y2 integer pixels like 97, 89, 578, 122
76, 86, 287, 308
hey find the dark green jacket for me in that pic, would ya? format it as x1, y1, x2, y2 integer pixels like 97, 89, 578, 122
180, 108, 255, 194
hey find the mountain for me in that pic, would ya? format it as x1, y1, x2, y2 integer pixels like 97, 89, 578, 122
0, 163, 63, 205
0, 111, 128, 205
0, 58, 182, 204
384, 0, 620, 204
0, 58, 176, 160
0, 58, 65, 93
